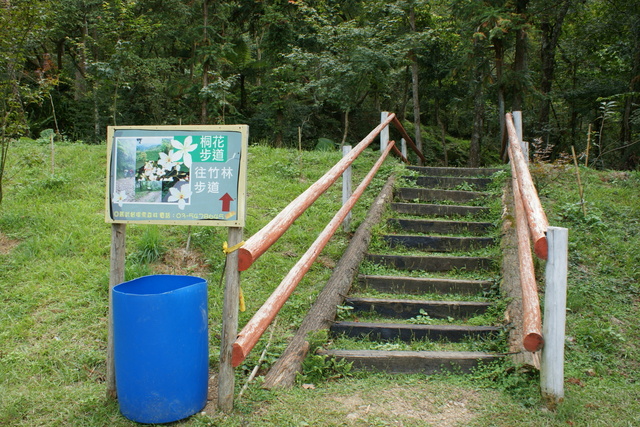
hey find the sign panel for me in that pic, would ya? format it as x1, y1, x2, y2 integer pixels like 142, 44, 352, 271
105, 125, 248, 226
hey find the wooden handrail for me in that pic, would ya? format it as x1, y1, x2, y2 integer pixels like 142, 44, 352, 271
237, 113, 397, 271
391, 143, 409, 164
391, 116, 427, 165
231, 141, 397, 367
510, 159, 544, 352
506, 113, 549, 259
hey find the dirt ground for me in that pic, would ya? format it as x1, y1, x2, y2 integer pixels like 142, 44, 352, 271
0, 231, 19, 255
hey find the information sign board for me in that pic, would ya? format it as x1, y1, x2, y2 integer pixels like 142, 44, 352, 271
105, 125, 248, 226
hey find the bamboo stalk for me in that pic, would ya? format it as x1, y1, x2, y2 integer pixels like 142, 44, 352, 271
571, 146, 587, 216
585, 124, 592, 167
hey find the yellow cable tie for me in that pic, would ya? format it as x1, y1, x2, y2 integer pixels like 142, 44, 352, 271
239, 287, 246, 312
223, 240, 245, 255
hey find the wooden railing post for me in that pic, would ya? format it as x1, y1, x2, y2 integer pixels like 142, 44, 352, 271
342, 145, 352, 232
541, 226, 568, 408
218, 226, 243, 412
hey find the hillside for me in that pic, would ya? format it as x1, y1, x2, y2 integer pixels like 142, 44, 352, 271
0, 141, 639, 426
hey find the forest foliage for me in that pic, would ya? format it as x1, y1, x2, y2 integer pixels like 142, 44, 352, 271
1, 0, 639, 169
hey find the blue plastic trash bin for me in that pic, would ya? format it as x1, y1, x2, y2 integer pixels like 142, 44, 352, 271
113, 275, 208, 424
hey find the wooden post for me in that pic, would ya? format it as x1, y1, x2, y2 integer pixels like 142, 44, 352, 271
541, 226, 568, 408
107, 223, 126, 399
342, 145, 352, 232
401, 138, 407, 160
513, 111, 527, 162
380, 111, 389, 152
218, 226, 243, 412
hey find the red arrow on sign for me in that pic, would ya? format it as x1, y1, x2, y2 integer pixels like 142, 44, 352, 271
220, 193, 234, 212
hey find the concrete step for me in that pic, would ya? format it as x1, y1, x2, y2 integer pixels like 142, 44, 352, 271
357, 275, 494, 296
319, 349, 501, 374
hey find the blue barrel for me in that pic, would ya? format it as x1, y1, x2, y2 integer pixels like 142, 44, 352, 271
113, 275, 208, 424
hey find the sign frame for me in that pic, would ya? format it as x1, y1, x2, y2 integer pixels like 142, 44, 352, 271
105, 125, 248, 227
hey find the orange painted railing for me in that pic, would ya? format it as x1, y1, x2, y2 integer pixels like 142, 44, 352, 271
506, 112, 547, 352
232, 114, 424, 366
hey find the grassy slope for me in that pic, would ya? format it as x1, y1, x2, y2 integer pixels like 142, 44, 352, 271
0, 142, 638, 426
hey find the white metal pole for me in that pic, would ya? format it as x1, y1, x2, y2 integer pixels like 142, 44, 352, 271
342, 145, 352, 232
401, 138, 407, 159
380, 111, 389, 152
541, 226, 568, 407
513, 111, 527, 162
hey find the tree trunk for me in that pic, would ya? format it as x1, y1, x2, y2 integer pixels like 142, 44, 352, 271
494, 39, 508, 162
275, 109, 284, 148
341, 109, 350, 146
200, 0, 209, 124
620, 16, 640, 151
538, 1, 571, 145
435, 98, 448, 166
469, 84, 484, 168
409, 5, 424, 164
512, 0, 529, 112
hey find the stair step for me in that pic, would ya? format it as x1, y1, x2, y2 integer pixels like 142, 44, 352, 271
367, 254, 495, 272
397, 187, 487, 203
344, 297, 490, 319
391, 202, 489, 217
388, 218, 494, 235
330, 321, 500, 342
357, 275, 494, 295
407, 166, 501, 177
383, 235, 496, 252
404, 176, 493, 190
319, 349, 501, 374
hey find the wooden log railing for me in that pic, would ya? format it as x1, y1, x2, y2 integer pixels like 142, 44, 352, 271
506, 114, 549, 260
232, 141, 397, 367
238, 114, 394, 271
506, 112, 545, 352
506, 112, 568, 407
229, 113, 424, 367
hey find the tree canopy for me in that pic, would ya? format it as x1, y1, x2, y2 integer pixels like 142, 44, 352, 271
1, 0, 638, 168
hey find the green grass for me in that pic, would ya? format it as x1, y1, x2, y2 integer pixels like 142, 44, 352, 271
1, 142, 639, 426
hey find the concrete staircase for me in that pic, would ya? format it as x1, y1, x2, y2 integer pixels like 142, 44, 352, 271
321, 166, 505, 374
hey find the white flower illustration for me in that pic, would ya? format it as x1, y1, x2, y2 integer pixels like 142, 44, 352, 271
112, 191, 127, 207
158, 150, 180, 171
168, 185, 192, 210
171, 136, 197, 168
